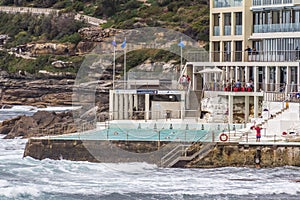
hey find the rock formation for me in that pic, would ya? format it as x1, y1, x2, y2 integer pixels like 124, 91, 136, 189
0, 109, 97, 139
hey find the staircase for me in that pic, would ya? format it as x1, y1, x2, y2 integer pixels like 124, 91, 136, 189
257, 106, 289, 127
160, 142, 216, 168
227, 105, 290, 143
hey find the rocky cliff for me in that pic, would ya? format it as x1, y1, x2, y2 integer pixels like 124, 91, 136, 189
0, 76, 74, 107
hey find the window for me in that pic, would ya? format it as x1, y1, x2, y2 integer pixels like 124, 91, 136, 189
224, 13, 231, 35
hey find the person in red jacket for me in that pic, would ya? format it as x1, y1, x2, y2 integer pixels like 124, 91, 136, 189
255, 125, 262, 142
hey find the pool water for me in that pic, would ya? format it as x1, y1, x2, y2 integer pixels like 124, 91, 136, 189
51, 123, 244, 142
54, 128, 213, 142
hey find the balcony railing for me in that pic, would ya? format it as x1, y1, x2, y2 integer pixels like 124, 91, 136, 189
214, 26, 220, 36
235, 25, 242, 35
252, 0, 293, 6
210, 50, 300, 62
204, 82, 299, 94
186, 51, 209, 62
254, 23, 300, 33
213, 0, 243, 8
246, 50, 300, 62
224, 25, 231, 35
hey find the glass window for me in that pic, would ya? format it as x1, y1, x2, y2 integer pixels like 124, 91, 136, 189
283, 10, 291, 24
224, 13, 231, 26
272, 11, 280, 24
235, 12, 242, 25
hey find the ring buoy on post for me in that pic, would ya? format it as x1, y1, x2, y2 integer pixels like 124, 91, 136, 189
219, 133, 229, 142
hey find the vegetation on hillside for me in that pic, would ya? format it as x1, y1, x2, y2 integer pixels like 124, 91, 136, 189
0, 12, 84, 47
0, 0, 209, 42
0, 51, 83, 74
0, 0, 209, 74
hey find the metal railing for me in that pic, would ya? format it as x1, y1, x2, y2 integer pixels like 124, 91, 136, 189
160, 144, 191, 167
210, 50, 300, 62
160, 130, 216, 167
252, 0, 293, 6
203, 81, 300, 94
110, 109, 202, 121
213, 0, 243, 8
113, 80, 181, 90
254, 23, 300, 33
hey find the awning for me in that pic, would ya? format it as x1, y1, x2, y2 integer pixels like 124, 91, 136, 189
197, 66, 222, 74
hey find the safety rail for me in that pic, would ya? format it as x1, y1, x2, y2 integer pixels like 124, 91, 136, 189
160, 130, 214, 167
160, 144, 191, 167
160, 142, 216, 168
185, 80, 193, 109
178, 64, 188, 84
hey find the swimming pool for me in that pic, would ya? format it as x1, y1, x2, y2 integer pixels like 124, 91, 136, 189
52, 122, 244, 142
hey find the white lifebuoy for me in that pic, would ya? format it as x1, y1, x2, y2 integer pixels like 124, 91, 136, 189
219, 133, 229, 142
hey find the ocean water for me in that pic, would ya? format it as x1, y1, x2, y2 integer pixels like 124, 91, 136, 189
0, 134, 300, 200
0, 105, 79, 122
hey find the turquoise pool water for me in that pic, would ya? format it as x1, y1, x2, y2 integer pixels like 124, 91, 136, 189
53, 128, 211, 142
51, 123, 244, 142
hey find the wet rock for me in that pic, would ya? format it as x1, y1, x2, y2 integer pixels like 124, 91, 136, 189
1, 110, 85, 139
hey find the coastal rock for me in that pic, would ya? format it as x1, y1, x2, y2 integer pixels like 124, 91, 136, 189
0, 77, 109, 107
76, 41, 97, 54
2, 110, 75, 139
30, 43, 76, 56
78, 27, 117, 42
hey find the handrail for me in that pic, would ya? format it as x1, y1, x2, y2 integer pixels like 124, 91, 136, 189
185, 142, 216, 161
160, 144, 190, 167
160, 130, 212, 167
187, 79, 192, 93
162, 141, 216, 168
177, 64, 188, 84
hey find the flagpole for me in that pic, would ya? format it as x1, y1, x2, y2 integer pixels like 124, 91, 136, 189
113, 37, 116, 90
124, 37, 126, 90
180, 37, 183, 76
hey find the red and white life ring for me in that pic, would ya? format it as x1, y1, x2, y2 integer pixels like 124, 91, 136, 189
219, 133, 228, 142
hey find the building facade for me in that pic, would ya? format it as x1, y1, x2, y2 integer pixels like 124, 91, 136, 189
208, 0, 300, 93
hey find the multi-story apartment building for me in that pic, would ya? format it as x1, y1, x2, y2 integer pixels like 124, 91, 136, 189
183, 0, 300, 123
209, 0, 300, 93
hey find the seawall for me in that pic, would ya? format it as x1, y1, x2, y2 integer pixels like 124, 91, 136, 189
188, 142, 300, 168
23, 138, 300, 168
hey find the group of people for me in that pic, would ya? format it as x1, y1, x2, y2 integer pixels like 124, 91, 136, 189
179, 75, 191, 89
224, 79, 254, 92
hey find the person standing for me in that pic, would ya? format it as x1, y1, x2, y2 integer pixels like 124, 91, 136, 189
255, 125, 262, 142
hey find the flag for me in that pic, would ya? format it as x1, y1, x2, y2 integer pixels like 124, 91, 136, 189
112, 40, 117, 47
178, 39, 185, 48
121, 38, 126, 48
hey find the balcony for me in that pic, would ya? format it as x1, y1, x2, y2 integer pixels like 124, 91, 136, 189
210, 50, 299, 62
186, 50, 300, 62
213, 0, 243, 8
254, 23, 300, 33
245, 50, 300, 62
252, 0, 293, 6
204, 82, 299, 94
